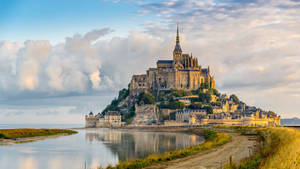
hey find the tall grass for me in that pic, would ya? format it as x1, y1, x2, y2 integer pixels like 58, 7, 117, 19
225, 127, 300, 169
99, 130, 230, 169
0, 128, 77, 139
260, 127, 300, 169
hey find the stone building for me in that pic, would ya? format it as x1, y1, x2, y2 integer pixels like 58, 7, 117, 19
129, 26, 215, 96
85, 111, 122, 128
104, 111, 122, 127
175, 109, 207, 124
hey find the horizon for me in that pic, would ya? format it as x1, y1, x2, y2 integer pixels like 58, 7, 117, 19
0, 0, 300, 124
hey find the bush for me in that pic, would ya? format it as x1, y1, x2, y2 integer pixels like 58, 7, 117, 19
102, 88, 129, 114
137, 92, 155, 105
158, 100, 185, 110
230, 94, 239, 104
124, 106, 136, 123
188, 102, 202, 109
203, 105, 213, 114
171, 89, 191, 97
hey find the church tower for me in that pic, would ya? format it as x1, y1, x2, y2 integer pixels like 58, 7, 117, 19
173, 25, 182, 62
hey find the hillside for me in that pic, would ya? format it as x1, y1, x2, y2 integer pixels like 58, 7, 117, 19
281, 117, 300, 126
100, 84, 279, 126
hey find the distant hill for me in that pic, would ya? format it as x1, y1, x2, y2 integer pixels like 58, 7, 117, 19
281, 117, 300, 126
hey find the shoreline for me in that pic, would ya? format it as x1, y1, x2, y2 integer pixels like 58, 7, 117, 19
0, 133, 68, 145
0, 128, 78, 145
98, 128, 231, 169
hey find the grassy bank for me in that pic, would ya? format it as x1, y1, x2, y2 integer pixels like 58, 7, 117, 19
99, 129, 230, 169
225, 127, 300, 169
0, 128, 77, 139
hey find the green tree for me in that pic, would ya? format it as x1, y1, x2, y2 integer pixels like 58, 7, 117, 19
171, 89, 190, 97
230, 94, 240, 104
203, 105, 213, 114
124, 106, 136, 123
118, 88, 129, 101
137, 92, 155, 105
198, 92, 211, 103
188, 102, 202, 109
158, 100, 185, 110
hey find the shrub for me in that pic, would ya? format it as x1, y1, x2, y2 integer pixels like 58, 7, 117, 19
137, 92, 155, 105
230, 94, 239, 104
158, 100, 185, 110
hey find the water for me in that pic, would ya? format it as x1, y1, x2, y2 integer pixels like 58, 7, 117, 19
0, 128, 204, 169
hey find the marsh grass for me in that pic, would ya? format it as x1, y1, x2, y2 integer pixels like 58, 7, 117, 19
0, 128, 77, 139
99, 130, 230, 169
225, 127, 300, 169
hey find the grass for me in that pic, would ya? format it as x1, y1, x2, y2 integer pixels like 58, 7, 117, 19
98, 129, 231, 169
0, 128, 77, 139
225, 127, 300, 169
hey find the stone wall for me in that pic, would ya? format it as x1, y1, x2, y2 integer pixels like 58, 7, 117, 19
131, 104, 158, 125
85, 115, 97, 128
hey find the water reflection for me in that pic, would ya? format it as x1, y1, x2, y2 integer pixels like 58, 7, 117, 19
19, 157, 38, 169
0, 129, 204, 169
85, 129, 204, 161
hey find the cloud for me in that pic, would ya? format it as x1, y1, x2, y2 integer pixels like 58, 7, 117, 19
0, 28, 112, 97
133, 0, 300, 117
0, 0, 300, 121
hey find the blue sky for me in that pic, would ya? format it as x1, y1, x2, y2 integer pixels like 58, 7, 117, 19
0, 0, 300, 124
0, 0, 149, 43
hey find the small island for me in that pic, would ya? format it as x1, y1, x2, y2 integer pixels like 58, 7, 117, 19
85, 26, 280, 128
0, 128, 77, 144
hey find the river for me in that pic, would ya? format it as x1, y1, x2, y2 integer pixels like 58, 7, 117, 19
0, 128, 204, 169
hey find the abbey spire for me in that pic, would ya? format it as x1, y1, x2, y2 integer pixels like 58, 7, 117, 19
174, 24, 182, 53
173, 24, 182, 62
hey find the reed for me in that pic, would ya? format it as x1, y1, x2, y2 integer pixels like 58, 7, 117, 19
0, 128, 77, 139
225, 127, 300, 169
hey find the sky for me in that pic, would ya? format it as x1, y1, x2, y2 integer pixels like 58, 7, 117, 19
0, 0, 300, 124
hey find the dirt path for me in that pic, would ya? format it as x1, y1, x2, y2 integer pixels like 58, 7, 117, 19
145, 133, 258, 169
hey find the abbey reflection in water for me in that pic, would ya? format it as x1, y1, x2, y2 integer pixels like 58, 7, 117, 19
85, 129, 204, 161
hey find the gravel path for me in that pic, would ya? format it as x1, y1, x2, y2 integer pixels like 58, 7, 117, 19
145, 133, 258, 169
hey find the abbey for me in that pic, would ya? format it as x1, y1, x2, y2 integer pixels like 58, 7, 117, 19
129, 26, 215, 96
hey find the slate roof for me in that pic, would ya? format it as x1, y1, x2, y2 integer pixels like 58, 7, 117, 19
202, 68, 208, 73
157, 60, 174, 64
105, 111, 121, 116
174, 44, 182, 52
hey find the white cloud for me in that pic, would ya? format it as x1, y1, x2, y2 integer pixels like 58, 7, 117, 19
0, 0, 300, 121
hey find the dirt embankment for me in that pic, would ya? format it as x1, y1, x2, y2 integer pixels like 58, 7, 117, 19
145, 133, 258, 169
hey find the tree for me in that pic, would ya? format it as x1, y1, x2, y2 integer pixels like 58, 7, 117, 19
171, 89, 190, 97
198, 92, 211, 103
201, 82, 209, 89
203, 105, 213, 114
230, 94, 240, 104
188, 102, 202, 109
210, 88, 220, 97
124, 106, 136, 123
137, 92, 155, 105
158, 100, 185, 110
118, 88, 129, 101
